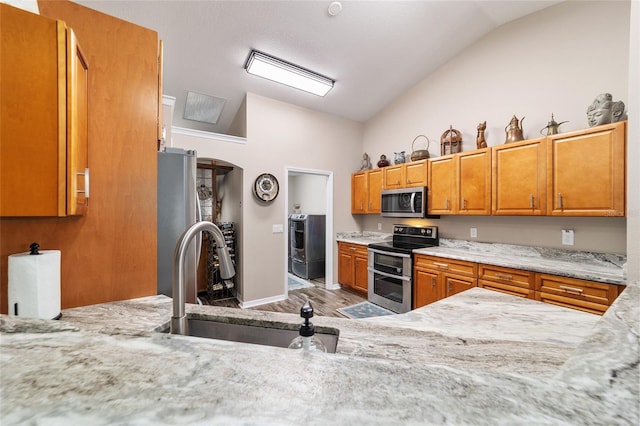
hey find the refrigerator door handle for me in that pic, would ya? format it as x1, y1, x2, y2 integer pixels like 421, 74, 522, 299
195, 196, 202, 268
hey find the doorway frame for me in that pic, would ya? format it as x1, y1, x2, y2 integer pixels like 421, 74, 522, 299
284, 166, 336, 295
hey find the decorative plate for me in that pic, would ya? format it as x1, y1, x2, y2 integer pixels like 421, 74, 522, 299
253, 173, 279, 204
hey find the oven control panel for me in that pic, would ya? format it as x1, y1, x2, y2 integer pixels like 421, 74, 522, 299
393, 225, 437, 238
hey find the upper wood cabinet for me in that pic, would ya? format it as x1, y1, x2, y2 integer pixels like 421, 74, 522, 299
351, 168, 383, 214
0, 5, 89, 217
457, 148, 491, 215
428, 149, 491, 215
383, 160, 427, 189
492, 138, 547, 215
428, 155, 456, 214
546, 121, 626, 217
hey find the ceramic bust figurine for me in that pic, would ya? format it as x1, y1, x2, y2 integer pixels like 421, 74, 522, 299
586, 93, 626, 127
359, 152, 372, 171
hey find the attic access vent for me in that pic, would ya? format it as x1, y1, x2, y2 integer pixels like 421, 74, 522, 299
183, 91, 226, 125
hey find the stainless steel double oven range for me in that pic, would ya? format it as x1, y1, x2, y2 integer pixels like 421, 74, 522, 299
367, 225, 439, 313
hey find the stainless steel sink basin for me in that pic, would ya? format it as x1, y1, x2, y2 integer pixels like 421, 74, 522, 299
160, 318, 339, 353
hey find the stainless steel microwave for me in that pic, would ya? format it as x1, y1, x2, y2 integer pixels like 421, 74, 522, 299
380, 187, 427, 218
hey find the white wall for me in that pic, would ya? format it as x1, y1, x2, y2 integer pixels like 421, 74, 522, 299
174, 93, 363, 305
362, 0, 631, 254
288, 174, 327, 214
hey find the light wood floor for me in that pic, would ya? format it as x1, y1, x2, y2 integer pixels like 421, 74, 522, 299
200, 277, 366, 318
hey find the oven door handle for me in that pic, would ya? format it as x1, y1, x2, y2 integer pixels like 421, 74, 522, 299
367, 248, 411, 258
367, 267, 411, 281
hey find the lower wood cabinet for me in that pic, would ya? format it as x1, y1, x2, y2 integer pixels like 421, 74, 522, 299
535, 274, 623, 315
414, 255, 623, 315
337, 242, 368, 296
414, 255, 477, 309
478, 264, 535, 299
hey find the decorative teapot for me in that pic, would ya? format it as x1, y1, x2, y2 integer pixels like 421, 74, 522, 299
505, 115, 525, 143
540, 114, 568, 136
394, 151, 406, 164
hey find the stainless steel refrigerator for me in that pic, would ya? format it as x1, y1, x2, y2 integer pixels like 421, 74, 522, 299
157, 148, 200, 303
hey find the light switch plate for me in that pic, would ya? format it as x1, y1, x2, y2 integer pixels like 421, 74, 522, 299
562, 229, 574, 245
272, 224, 284, 233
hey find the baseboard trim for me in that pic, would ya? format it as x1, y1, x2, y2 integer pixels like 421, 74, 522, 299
239, 294, 287, 309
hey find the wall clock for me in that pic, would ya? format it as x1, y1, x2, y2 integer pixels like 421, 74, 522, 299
253, 173, 279, 204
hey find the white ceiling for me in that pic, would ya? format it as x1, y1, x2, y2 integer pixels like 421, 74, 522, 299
76, 0, 562, 136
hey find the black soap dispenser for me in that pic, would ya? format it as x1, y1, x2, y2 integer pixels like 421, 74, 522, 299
287, 300, 327, 352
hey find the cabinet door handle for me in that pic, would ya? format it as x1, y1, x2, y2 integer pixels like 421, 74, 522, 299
530, 194, 534, 209
433, 262, 449, 268
431, 276, 436, 289
447, 283, 452, 293
445, 198, 449, 210
350, 247, 356, 251
559, 285, 583, 294
76, 168, 90, 199
496, 273, 513, 280
557, 193, 563, 209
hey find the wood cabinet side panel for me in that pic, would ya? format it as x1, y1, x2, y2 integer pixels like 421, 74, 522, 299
0, 0, 160, 312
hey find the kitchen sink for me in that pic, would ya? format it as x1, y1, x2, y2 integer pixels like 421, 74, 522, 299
158, 318, 339, 353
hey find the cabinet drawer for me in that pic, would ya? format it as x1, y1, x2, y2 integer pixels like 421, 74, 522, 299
534, 274, 620, 315
338, 242, 368, 257
478, 280, 534, 299
414, 255, 477, 277
478, 264, 534, 290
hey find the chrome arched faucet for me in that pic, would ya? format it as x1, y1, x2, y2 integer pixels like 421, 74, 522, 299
171, 221, 235, 335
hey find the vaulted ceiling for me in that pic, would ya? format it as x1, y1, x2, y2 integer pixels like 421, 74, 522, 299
77, 1, 562, 136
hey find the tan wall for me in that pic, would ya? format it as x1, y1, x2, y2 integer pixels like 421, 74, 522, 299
173, 93, 363, 304
0, 0, 159, 312
362, 0, 631, 254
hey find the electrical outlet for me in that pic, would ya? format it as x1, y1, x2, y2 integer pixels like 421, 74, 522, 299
377, 223, 382, 231
562, 229, 574, 245
272, 224, 284, 233
470, 227, 478, 238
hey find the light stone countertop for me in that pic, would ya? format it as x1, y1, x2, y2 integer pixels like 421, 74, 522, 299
335, 231, 391, 245
335, 233, 625, 285
1, 285, 638, 425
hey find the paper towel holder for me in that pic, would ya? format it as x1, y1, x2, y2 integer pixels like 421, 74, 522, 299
29, 242, 40, 255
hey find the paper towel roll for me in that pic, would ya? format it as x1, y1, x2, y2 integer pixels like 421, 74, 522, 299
8, 250, 61, 319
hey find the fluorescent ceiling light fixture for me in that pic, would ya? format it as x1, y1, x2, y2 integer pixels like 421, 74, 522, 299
245, 50, 334, 97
